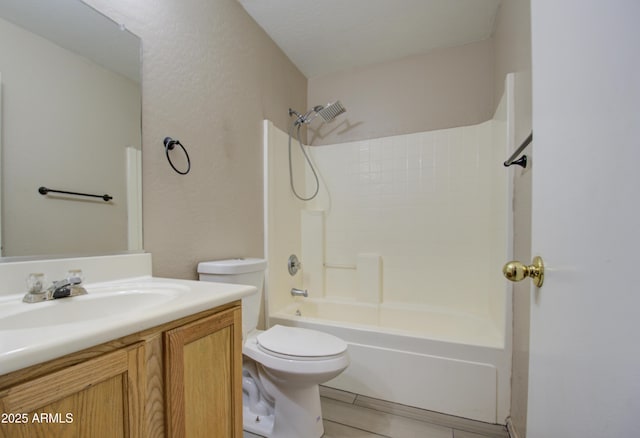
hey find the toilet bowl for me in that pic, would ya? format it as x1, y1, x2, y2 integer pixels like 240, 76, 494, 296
198, 258, 349, 438
243, 325, 349, 437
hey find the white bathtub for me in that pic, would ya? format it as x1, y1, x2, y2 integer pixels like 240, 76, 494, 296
269, 298, 511, 424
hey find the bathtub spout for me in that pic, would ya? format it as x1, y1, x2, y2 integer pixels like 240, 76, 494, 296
291, 288, 308, 297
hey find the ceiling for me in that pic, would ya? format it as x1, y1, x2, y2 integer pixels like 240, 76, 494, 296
237, 0, 502, 78
0, 0, 140, 82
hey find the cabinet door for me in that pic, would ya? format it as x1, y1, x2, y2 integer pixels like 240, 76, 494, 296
164, 307, 242, 438
0, 343, 145, 438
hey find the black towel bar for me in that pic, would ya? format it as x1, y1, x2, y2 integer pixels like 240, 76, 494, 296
38, 186, 113, 202
504, 132, 533, 168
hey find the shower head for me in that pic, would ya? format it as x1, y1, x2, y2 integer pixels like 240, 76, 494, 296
290, 100, 346, 126
316, 101, 346, 122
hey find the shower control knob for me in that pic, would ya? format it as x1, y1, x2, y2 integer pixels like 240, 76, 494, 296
502, 256, 545, 288
288, 254, 301, 276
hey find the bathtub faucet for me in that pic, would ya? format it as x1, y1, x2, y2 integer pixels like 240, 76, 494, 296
290, 288, 308, 298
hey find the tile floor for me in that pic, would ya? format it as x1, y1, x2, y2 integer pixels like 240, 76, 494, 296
244, 386, 509, 438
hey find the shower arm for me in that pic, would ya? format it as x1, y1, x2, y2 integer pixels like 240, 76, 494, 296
288, 108, 308, 126
288, 107, 324, 126
288, 108, 303, 121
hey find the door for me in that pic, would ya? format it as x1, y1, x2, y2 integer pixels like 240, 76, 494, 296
527, 2, 640, 437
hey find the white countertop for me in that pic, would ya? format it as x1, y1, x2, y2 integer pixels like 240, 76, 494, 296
0, 276, 256, 376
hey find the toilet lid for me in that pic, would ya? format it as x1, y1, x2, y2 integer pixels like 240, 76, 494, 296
257, 325, 347, 358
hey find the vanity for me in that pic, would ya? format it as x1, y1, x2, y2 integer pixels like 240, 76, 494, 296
0, 254, 255, 438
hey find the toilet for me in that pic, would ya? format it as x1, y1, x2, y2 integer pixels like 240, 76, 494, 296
198, 258, 349, 438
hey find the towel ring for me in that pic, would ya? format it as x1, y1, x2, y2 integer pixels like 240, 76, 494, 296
163, 137, 191, 175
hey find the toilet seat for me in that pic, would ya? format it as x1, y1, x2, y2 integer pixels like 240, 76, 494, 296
257, 325, 347, 359
243, 327, 349, 377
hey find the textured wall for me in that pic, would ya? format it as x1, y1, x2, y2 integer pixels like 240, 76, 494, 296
307, 39, 494, 145
84, 0, 307, 279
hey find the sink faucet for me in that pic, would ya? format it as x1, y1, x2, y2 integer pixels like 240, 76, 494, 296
290, 288, 308, 297
23, 274, 88, 303
50, 277, 87, 299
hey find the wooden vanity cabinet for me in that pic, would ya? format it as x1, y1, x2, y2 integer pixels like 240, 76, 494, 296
164, 306, 243, 438
0, 301, 243, 438
0, 343, 145, 438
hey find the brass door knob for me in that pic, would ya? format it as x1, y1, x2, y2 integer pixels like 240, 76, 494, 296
502, 256, 544, 287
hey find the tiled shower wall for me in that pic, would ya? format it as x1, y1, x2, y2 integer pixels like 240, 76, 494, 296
302, 120, 508, 321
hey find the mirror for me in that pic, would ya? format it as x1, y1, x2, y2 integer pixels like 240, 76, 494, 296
0, 0, 142, 259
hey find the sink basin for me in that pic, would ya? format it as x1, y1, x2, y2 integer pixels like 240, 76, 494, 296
0, 284, 186, 330
0, 275, 256, 375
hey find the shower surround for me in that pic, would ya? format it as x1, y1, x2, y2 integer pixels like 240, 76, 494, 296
263, 82, 514, 423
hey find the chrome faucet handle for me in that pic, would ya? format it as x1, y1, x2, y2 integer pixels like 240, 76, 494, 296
23, 273, 48, 303
26, 273, 46, 294
66, 269, 84, 285
288, 255, 302, 276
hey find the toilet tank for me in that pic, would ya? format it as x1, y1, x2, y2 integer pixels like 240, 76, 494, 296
197, 258, 267, 338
